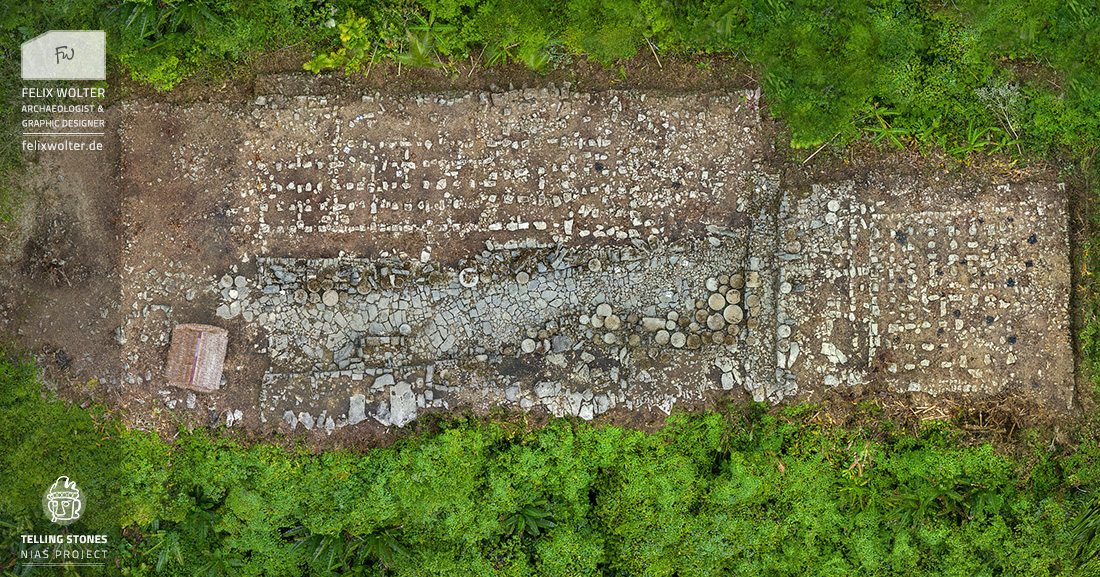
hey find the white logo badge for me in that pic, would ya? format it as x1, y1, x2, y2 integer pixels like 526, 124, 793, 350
21, 31, 106, 80
42, 476, 84, 525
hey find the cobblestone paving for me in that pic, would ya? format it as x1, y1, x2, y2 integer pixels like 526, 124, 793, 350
110, 84, 1073, 432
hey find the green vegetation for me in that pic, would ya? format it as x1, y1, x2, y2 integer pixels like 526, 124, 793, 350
293, 0, 1099, 156
0, 0, 1097, 159
3, 352, 1100, 575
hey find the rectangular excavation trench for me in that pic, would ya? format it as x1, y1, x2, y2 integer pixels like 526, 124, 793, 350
100, 83, 1073, 430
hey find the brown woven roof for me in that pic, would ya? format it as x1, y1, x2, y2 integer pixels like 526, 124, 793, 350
165, 324, 227, 393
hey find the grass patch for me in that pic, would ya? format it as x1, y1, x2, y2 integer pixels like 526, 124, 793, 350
3, 353, 1100, 575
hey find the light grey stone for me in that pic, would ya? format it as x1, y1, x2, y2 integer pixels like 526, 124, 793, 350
551, 335, 573, 353
594, 394, 610, 414
535, 381, 560, 398
388, 381, 417, 427
348, 394, 366, 425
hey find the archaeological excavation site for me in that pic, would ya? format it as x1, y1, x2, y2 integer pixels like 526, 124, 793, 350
10, 2, 1100, 572
0, 77, 1077, 437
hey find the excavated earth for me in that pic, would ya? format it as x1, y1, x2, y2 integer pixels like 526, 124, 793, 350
0, 74, 1075, 438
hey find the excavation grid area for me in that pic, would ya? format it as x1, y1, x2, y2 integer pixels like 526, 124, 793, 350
110, 85, 1072, 433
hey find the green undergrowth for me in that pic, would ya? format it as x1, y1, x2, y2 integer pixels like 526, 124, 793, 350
294, 0, 1100, 158
4, 353, 1100, 575
1077, 157, 1100, 396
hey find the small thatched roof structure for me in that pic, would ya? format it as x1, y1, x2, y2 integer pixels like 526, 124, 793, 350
165, 324, 227, 393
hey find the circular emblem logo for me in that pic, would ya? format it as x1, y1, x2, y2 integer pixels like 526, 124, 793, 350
42, 476, 84, 525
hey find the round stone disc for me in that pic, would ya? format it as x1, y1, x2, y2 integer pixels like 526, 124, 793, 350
670, 332, 686, 348
458, 268, 479, 288
521, 338, 537, 353
708, 293, 726, 311
724, 305, 743, 323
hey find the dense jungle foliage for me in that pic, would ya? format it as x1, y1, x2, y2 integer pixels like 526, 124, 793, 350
4, 351, 1100, 576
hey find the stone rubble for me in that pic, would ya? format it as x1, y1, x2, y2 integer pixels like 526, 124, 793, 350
112, 85, 1073, 430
